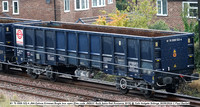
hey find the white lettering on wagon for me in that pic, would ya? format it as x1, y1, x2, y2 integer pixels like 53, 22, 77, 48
58, 56, 65, 61
47, 55, 55, 61
166, 38, 182, 43
16, 29, 24, 46
128, 61, 138, 73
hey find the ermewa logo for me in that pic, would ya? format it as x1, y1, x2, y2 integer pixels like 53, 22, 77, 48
16, 29, 23, 46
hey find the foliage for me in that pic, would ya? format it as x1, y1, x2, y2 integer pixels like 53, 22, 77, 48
95, 10, 129, 27
95, 16, 107, 25
107, 10, 129, 27
181, 3, 199, 42
126, 0, 157, 28
181, 2, 200, 70
0, 93, 5, 102
0, 93, 39, 107
148, 20, 170, 30
178, 84, 200, 98
194, 43, 200, 69
178, 76, 200, 98
116, 0, 128, 10
95, 0, 157, 29
93, 71, 116, 82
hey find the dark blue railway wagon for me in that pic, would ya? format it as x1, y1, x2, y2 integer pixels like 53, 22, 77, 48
0, 17, 40, 69
12, 21, 198, 97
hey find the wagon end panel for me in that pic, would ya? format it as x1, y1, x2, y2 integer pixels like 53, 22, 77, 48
160, 34, 194, 73
0, 24, 15, 62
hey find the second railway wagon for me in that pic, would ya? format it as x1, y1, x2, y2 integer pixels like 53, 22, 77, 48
12, 21, 198, 97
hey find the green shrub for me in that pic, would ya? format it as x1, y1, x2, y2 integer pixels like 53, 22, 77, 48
194, 43, 200, 71
181, 4, 199, 42
0, 93, 5, 102
116, 0, 128, 11
93, 71, 116, 82
148, 20, 170, 30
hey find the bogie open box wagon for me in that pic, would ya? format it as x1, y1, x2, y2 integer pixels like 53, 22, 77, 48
12, 21, 199, 97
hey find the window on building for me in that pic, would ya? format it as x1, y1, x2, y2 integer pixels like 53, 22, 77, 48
108, 0, 113, 4
157, 0, 167, 16
183, 2, 198, 18
92, 0, 105, 7
2, 1, 9, 12
75, 0, 89, 10
64, 0, 70, 12
13, 1, 19, 14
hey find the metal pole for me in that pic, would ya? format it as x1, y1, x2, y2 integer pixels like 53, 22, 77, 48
54, 0, 57, 21
198, 0, 200, 48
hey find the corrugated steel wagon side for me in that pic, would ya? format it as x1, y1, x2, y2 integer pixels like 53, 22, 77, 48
12, 21, 198, 97
0, 17, 40, 71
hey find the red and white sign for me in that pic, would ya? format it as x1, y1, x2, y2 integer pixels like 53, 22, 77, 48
16, 29, 23, 46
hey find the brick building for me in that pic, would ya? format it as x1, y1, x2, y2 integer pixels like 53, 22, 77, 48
155, 0, 198, 31
0, 0, 116, 22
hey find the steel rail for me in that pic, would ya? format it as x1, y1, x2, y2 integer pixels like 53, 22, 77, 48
0, 79, 116, 102
1, 61, 200, 101
1, 70, 199, 106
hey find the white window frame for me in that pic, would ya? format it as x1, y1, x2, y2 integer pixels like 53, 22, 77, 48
2, 1, 9, 12
75, 0, 89, 11
182, 1, 198, 18
156, 0, 168, 16
92, 0, 106, 7
12, 0, 19, 15
64, 0, 70, 12
108, 0, 113, 4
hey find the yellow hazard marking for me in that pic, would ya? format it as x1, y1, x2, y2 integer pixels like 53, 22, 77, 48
6, 27, 9, 32
174, 64, 177, 68
173, 50, 176, 53
155, 42, 158, 47
188, 38, 191, 43
152, 76, 154, 80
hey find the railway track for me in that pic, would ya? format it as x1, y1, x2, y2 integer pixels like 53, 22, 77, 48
59, 77, 200, 107
154, 92, 200, 107
0, 70, 200, 106
44, 76, 200, 107
0, 77, 116, 102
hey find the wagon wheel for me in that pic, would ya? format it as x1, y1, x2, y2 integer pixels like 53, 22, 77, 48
30, 73, 39, 79
166, 84, 176, 93
47, 70, 58, 82
27, 69, 39, 79
119, 78, 129, 94
49, 73, 57, 82
140, 84, 154, 98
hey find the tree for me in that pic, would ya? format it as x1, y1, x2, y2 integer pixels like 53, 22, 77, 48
181, 3, 198, 42
126, 0, 157, 28
116, 0, 128, 10
95, 0, 157, 29
95, 10, 129, 27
